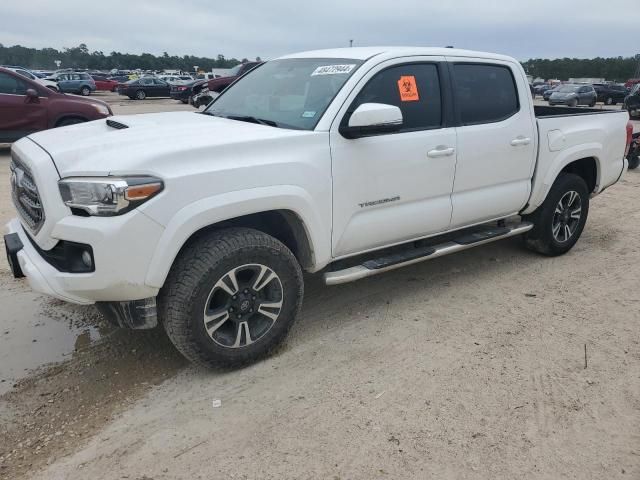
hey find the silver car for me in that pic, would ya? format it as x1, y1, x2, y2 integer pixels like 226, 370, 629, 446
549, 84, 597, 107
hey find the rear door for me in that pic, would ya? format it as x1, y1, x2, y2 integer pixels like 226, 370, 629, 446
0, 72, 48, 141
447, 60, 536, 228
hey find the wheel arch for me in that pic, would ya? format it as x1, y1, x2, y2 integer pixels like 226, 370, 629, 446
144, 187, 330, 288
54, 115, 89, 127
559, 157, 598, 193
523, 146, 603, 215
180, 209, 315, 270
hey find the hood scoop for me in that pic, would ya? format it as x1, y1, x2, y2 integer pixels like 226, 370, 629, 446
106, 119, 129, 130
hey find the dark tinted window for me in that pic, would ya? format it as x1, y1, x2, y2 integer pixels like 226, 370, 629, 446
92, 76, 106, 81
0, 72, 28, 95
453, 64, 519, 125
349, 63, 442, 131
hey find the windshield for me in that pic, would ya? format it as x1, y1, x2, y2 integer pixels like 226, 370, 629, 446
204, 58, 363, 130
557, 85, 580, 93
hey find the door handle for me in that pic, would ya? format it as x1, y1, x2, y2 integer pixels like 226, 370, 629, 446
427, 147, 455, 158
511, 137, 531, 146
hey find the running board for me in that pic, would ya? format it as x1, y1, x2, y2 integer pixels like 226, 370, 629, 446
324, 222, 533, 285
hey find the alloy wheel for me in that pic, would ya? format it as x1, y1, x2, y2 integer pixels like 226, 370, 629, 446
552, 190, 582, 243
203, 264, 283, 348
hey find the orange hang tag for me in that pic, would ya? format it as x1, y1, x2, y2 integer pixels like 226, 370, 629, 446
397, 75, 419, 102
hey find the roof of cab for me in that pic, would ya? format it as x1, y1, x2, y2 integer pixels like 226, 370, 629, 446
278, 47, 516, 63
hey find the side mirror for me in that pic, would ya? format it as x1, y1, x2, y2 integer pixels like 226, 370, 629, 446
340, 103, 403, 139
25, 89, 39, 100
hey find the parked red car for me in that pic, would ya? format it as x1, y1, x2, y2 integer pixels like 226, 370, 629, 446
91, 75, 120, 92
0, 67, 112, 142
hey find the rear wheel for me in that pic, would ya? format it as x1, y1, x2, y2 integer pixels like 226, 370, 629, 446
135, 89, 146, 100
522, 173, 589, 256
569, 98, 578, 107
628, 154, 640, 170
160, 228, 304, 367
80, 86, 91, 96
605, 97, 614, 105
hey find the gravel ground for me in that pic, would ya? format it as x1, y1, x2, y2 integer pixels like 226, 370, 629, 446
0, 94, 639, 479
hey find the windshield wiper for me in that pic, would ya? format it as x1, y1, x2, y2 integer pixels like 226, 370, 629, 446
224, 115, 278, 128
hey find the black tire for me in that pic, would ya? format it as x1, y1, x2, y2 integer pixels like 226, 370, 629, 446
605, 97, 615, 106
135, 89, 146, 100
629, 155, 640, 170
180, 99, 189, 104
589, 100, 596, 107
159, 228, 304, 368
522, 173, 589, 256
80, 86, 91, 96
56, 117, 86, 127
569, 98, 578, 107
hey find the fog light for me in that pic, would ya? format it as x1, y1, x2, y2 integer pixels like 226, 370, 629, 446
81, 250, 93, 268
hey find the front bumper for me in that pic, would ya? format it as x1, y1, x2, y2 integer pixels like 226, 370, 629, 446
5, 214, 163, 305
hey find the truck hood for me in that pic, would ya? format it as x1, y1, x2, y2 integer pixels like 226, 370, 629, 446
27, 111, 318, 177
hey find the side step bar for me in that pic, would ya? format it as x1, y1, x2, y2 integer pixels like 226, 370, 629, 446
324, 222, 533, 286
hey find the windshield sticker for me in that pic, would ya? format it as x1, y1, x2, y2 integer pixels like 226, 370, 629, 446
397, 75, 420, 102
301, 111, 317, 118
311, 64, 356, 76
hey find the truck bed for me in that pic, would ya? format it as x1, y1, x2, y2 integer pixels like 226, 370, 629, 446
534, 105, 622, 118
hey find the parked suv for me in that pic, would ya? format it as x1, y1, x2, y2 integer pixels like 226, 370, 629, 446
0, 67, 111, 142
47, 72, 96, 96
624, 83, 640, 118
593, 84, 628, 105
548, 84, 596, 107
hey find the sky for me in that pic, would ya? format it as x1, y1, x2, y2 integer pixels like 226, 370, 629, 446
2, 0, 639, 61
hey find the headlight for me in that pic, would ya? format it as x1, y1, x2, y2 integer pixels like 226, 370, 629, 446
58, 176, 163, 216
93, 103, 111, 116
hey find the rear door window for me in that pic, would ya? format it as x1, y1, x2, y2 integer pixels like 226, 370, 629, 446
452, 64, 519, 125
347, 63, 442, 132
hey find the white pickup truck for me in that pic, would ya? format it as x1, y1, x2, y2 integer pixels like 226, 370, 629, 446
5, 47, 632, 367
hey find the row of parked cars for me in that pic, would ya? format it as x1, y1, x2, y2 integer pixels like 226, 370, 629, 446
533, 82, 630, 106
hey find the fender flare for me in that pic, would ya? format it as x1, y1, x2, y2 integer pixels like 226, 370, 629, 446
144, 185, 329, 288
523, 144, 602, 215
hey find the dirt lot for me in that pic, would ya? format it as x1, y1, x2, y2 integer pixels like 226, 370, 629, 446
1, 94, 639, 479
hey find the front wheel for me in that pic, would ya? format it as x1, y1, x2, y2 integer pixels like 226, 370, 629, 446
160, 228, 304, 367
569, 98, 578, 107
135, 89, 146, 100
522, 173, 589, 256
629, 154, 640, 170
80, 86, 91, 96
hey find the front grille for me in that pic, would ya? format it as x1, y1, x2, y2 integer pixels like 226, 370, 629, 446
10, 154, 45, 234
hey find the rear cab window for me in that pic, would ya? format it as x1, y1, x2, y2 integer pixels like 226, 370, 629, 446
451, 63, 519, 125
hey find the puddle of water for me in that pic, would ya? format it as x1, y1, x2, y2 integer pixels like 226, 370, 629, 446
0, 285, 111, 395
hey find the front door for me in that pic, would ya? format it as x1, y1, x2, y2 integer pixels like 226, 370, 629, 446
330, 59, 457, 257
447, 60, 536, 228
